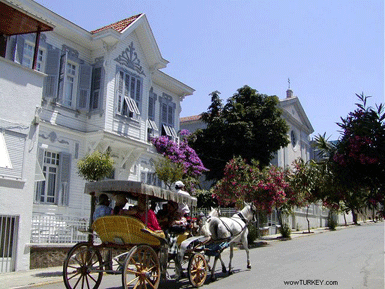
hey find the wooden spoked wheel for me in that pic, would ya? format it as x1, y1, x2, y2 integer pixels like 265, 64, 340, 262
188, 253, 208, 287
63, 242, 103, 289
122, 245, 161, 289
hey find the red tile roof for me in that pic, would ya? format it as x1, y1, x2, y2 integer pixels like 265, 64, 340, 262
91, 14, 142, 34
180, 115, 202, 123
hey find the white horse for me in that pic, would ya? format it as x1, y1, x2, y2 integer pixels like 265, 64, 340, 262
208, 202, 256, 277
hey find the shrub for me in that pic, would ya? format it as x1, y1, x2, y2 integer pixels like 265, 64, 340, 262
279, 223, 291, 239
77, 150, 114, 182
247, 223, 259, 244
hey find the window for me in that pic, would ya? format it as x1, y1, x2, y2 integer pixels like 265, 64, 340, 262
116, 69, 141, 118
159, 94, 177, 139
35, 150, 71, 206
62, 61, 77, 107
21, 42, 45, 71
291, 130, 297, 147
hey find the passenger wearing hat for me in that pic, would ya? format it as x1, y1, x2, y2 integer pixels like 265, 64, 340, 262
175, 181, 190, 216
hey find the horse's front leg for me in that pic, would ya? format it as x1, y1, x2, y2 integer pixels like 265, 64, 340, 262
228, 243, 234, 275
242, 235, 251, 269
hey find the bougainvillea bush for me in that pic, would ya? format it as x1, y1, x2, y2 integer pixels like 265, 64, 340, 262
151, 130, 207, 191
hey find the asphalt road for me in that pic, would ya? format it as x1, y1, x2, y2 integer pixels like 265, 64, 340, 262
35, 222, 384, 289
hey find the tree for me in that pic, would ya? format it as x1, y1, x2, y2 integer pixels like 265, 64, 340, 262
314, 94, 385, 223
153, 157, 184, 190
190, 86, 290, 181
334, 93, 385, 210
77, 150, 114, 182
289, 159, 323, 233
212, 157, 298, 237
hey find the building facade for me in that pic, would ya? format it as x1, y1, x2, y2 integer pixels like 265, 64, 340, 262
0, 0, 193, 271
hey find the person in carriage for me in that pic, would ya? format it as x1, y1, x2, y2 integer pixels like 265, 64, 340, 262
119, 194, 164, 235
93, 193, 113, 220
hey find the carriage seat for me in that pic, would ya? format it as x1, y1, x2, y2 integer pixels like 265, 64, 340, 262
92, 216, 166, 246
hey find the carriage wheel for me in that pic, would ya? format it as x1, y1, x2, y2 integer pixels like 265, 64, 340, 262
188, 253, 208, 287
122, 245, 161, 289
63, 242, 103, 289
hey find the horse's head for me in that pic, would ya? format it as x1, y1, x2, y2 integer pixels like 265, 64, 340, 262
243, 201, 257, 222
208, 207, 220, 218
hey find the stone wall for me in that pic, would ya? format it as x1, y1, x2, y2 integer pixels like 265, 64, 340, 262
30, 246, 72, 269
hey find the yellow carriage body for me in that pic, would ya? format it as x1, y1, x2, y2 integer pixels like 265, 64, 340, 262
91, 215, 165, 246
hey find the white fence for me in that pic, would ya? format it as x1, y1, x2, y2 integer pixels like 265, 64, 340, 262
31, 213, 89, 243
30, 209, 240, 244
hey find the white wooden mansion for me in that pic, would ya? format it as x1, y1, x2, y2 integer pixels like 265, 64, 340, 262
180, 89, 351, 234
0, 0, 193, 272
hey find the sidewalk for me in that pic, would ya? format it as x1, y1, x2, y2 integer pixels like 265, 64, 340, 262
0, 222, 376, 289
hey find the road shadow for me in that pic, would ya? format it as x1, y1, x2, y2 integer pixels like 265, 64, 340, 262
34, 270, 62, 278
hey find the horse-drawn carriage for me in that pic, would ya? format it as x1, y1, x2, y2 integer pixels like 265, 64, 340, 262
62, 180, 256, 289
62, 180, 211, 289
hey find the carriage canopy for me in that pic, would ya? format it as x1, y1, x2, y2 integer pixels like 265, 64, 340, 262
84, 180, 197, 207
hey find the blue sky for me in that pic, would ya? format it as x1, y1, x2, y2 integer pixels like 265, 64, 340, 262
35, 0, 384, 139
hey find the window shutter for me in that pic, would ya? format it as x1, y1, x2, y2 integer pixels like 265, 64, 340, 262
117, 71, 124, 114
135, 79, 141, 112
161, 103, 168, 123
43, 47, 61, 98
167, 105, 174, 126
90, 66, 103, 110
0, 130, 25, 179
148, 96, 155, 119
35, 147, 45, 182
58, 152, 71, 206
77, 63, 92, 110
57, 52, 68, 103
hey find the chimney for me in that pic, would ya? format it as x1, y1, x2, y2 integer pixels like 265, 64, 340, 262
286, 89, 293, 98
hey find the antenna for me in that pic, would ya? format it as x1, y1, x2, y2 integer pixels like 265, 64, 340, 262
288, 78, 291, 89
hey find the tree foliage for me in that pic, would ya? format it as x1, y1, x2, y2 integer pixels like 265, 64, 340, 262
77, 150, 114, 182
189, 86, 290, 181
314, 93, 385, 221
212, 157, 297, 213
154, 157, 185, 190
151, 132, 207, 191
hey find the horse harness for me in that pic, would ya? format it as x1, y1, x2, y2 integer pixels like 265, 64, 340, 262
217, 211, 249, 239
